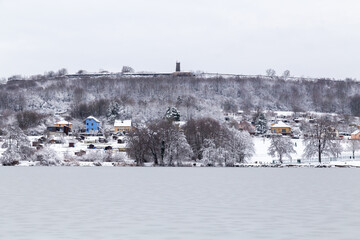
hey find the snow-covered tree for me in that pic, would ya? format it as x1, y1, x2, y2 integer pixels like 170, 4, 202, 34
183, 117, 223, 160
268, 135, 296, 163
302, 117, 338, 163
348, 140, 360, 159
1, 125, 33, 166
328, 140, 343, 158
224, 127, 255, 164
80, 150, 107, 162
106, 101, 120, 122
201, 139, 225, 166
35, 146, 62, 166
200, 127, 254, 166
127, 120, 192, 166
165, 107, 180, 122
254, 112, 267, 134
164, 131, 193, 166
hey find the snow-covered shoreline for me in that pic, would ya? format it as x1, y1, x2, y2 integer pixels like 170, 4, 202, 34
11, 160, 360, 168
2, 136, 359, 168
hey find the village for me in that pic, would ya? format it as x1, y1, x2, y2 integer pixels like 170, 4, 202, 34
5, 108, 358, 167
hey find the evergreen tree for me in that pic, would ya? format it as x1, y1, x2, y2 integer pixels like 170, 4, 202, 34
106, 101, 120, 122
255, 113, 267, 134
165, 107, 180, 122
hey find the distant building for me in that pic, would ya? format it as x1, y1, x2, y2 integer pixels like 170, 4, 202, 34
176, 62, 181, 72
172, 62, 194, 77
55, 120, 72, 128
114, 120, 132, 133
47, 126, 71, 136
271, 121, 291, 135
351, 130, 360, 140
239, 121, 256, 135
85, 116, 101, 134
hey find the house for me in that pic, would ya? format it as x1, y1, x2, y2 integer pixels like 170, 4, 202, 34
55, 120, 72, 128
351, 130, 360, 140
49, 136, 63, 144
238, 121, 256, 135
85, 116, 101, 134
271, 121, 292, 135
47, 126, 71, 136
114, 120, 132, 133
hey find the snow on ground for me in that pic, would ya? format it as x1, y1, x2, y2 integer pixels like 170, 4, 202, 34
2, 135, 360, 167
251, 136, 357, 164
252, 137, 305, 164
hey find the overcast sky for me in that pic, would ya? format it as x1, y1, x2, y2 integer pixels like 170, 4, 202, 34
1, 0, 360, 79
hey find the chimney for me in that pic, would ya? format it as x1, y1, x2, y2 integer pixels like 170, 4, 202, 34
176, 62, 181, 72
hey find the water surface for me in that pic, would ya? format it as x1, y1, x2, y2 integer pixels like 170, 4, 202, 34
0, 168, 359, 240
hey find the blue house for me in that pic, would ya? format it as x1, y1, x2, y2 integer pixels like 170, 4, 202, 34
85, 116, 101, 134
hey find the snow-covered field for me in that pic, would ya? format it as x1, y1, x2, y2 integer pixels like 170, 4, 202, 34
252, 136, 359, 165
252, 137, 305, 163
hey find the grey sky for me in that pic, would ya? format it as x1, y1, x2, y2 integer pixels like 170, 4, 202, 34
1, 0, 360, 79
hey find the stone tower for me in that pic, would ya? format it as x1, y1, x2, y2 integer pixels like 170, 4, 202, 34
176, 62, 181, 72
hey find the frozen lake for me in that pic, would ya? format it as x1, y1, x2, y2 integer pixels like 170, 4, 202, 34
0, 168, 359, 240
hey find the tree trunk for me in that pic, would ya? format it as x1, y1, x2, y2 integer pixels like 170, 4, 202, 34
160, 140, 165, 165
318, 139, 321, 163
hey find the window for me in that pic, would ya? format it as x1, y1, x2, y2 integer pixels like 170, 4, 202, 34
91, 123, 94, 126
282, 129, 286, 133
87, 123, 88, 125
273, 129, 276, 133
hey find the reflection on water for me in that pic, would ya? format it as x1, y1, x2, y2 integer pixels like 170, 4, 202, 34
0, 168, 359, 240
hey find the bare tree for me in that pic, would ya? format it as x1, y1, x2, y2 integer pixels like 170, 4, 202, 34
268, 135, 296, 163
302, 117, 338, 163
266, 69, 276, 77
183, 118, 222, 160
122, 66, 135, 73
57, 68, 68, 76
223, 99, 238, 113
126, 126, 149, 166
126, 120, 192, 166
348, 140, 360, 159
282, 70, 290, 80
16, 111, 46, 130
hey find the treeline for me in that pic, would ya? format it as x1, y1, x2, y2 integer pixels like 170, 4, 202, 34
126, 117, 254, 166
1, 75, 360, 123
